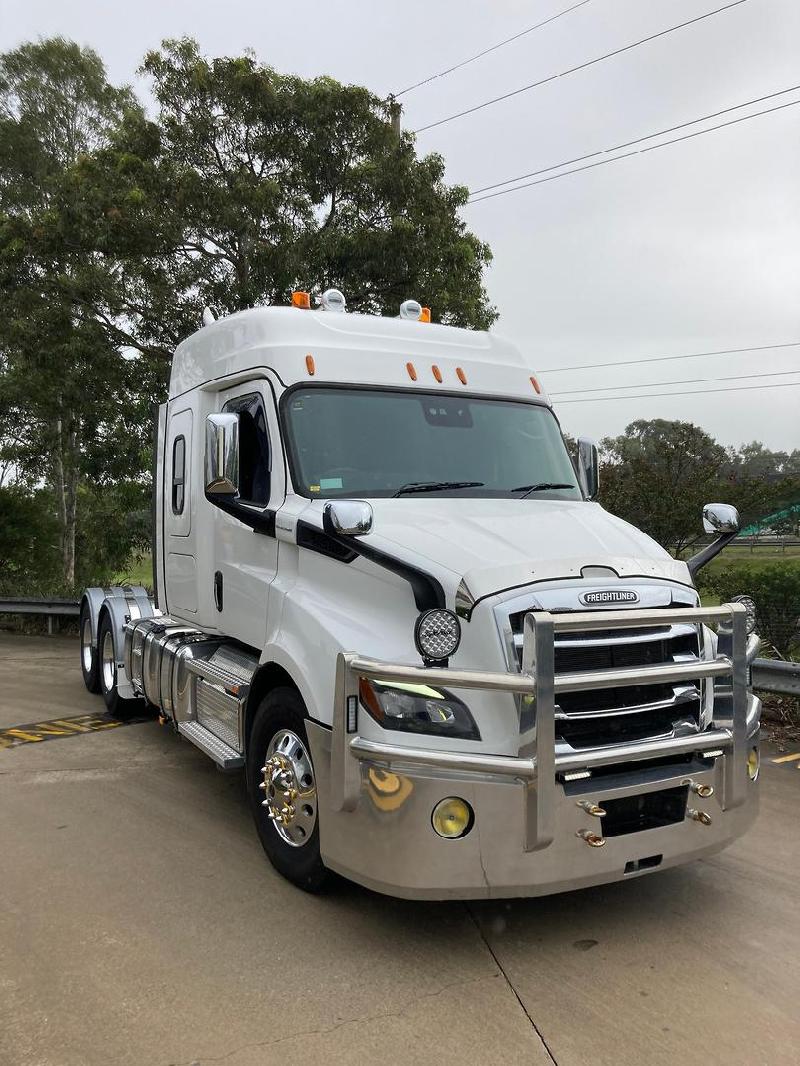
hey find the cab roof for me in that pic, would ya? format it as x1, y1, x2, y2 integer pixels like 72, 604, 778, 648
169, 305, 548, 403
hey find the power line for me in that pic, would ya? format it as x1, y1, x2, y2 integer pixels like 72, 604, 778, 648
467, 96, 800, 203
414, 0, 750, 133
551, 367, 800, 397
538, 341, 800, 375
469, 83, 800, 198
555, 381, 800, 404
394, 0, 595, 98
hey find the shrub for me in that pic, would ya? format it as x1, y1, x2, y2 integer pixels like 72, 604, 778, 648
702, 563, 800, 658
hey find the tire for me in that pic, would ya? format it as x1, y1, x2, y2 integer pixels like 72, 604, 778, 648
246, 687, 330, 893
97, 612, 141, 721
79, 603, 101, 694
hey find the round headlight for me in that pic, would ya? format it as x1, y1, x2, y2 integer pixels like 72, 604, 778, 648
431, 797, 473, 839
414, 608, 461, 662
731, 595, 757, 635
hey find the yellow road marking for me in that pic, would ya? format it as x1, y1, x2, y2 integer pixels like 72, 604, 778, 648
771, 752, 800, 764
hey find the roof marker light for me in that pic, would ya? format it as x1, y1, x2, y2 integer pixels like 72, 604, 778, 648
400, 299, 422, 321
432, 365, 443, 383
292, 291, 311, 309
419, 307, 431, 323
406, 362, 418, 381
305, 355, 315, 376
456, 367, 467, 385
530, 375, 542, 394
320, 288, 346, 312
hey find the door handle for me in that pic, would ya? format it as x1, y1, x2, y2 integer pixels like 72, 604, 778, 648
214, 570, 223, 612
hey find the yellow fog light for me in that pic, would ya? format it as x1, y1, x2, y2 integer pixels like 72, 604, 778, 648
747, 747, 760, 781
431, 797, 473, 839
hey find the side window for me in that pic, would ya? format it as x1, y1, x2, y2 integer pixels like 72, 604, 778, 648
172, 435, 186, 515
223, 393, 271, 505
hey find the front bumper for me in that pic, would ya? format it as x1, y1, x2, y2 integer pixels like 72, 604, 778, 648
311, 603, 761, 900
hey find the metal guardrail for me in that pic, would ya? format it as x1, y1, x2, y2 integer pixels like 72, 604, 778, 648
0, 596, 80, 634
752, 658, 800, 697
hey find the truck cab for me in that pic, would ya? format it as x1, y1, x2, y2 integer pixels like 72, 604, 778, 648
79, 291, 761, 899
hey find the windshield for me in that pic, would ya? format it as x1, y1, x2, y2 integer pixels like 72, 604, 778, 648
282, 387, 582, 500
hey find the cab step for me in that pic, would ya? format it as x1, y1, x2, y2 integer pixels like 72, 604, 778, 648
177, 721, 245, 771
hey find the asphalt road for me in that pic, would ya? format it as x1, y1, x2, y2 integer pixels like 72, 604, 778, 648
1, 633, 798, 1066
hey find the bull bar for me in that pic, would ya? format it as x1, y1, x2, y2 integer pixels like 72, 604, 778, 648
331, 603, 756, 852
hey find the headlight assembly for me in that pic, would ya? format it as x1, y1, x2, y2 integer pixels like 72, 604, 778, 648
359, 678, 480, 740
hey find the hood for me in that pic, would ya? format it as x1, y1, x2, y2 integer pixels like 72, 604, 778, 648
352, 498, 693, 602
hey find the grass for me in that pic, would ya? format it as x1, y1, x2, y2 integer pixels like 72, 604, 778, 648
113, 552, 153, 591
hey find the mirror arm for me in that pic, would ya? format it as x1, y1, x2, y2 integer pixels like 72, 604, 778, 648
205, 490, 276, 537
687, 529, 738, 578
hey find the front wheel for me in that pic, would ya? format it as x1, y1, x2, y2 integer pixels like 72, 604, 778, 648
246, 687, 330, 893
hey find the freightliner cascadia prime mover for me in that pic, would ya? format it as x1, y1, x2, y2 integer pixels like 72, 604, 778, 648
79, 290, 761, 899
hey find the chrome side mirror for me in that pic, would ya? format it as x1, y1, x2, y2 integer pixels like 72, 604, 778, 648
577, 437, 599, 500
323, 500, 373, 537
702, 502, 739, 534
205, 413, 239, 496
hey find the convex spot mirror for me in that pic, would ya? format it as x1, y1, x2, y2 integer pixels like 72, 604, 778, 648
323, 500, 373, 537
577, 437, 599, 500
702, 503, 739, 534
205, 413, 239, 496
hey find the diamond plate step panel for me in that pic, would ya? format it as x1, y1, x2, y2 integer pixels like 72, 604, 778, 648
177, 721, 244, 771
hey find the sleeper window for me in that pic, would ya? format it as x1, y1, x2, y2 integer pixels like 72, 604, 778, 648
172, 435, 186, 515
222, 393, 271, 505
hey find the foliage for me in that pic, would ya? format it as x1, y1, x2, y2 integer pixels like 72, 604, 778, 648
0, 486, 60, 593
701, 563, 800, 658
73, 38, 496, 360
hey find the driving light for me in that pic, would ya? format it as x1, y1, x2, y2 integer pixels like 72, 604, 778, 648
399, 299, 422, 320
319, 288, 346, 312
359, 677, 479, 740
414, 608, 461, 663
731, 595, 757, 635
747, 746, 760, 781
432, 797, 473, 839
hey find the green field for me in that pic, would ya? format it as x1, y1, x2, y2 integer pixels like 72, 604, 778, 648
113, 553, 153, 590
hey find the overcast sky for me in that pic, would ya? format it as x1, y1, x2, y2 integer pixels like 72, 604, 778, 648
2, 0, 798, 450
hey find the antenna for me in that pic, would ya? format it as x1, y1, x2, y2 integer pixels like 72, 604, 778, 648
202, 306, 217, 327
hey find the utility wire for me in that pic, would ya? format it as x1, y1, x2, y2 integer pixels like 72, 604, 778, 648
467, 96, 800, 202
556, 381, 800, 404
469, 83, 800, 197
394, 0, 595, 98
414, 0, 750, 133
538, 341, 800, 374
551, 367, 800, 396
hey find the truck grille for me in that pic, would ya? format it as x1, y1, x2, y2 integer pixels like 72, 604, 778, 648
506, 608, 703, 748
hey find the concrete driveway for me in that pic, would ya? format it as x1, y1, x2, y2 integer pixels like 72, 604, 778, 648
1, 634, 798, 1066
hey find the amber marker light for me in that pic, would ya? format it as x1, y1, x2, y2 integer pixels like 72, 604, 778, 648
406, 362, 418, 381
432, 365, 443, 383
530, 375, 542, 394
456, 367, 467, 385
419, 307, 431, 323
291, 291, 311, 309
305, 354, 315, 376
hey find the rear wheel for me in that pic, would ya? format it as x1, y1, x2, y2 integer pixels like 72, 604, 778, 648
79, 604, 101, 694
246, 687, 329, 893
98, 612, 141, 721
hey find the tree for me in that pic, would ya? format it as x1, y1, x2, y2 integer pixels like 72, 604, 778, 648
75, 38, 496, 360
0, 38, 150, 586
599, 419, 727, 553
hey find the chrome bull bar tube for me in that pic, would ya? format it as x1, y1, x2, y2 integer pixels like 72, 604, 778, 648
331, 602, 751, 851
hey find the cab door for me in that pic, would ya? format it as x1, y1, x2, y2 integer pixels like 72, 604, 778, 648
211, 381, 283, 649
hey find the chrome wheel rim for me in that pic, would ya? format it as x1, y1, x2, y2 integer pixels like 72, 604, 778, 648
81, 617, 94, 673
260, 729, 317, 847
101, 631, 115, 693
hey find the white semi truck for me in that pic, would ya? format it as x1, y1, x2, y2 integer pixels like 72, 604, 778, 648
79, 291, 761, 899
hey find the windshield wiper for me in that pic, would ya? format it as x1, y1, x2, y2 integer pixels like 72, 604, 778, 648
392, 480, 484, 498
512, 483, 575, 499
